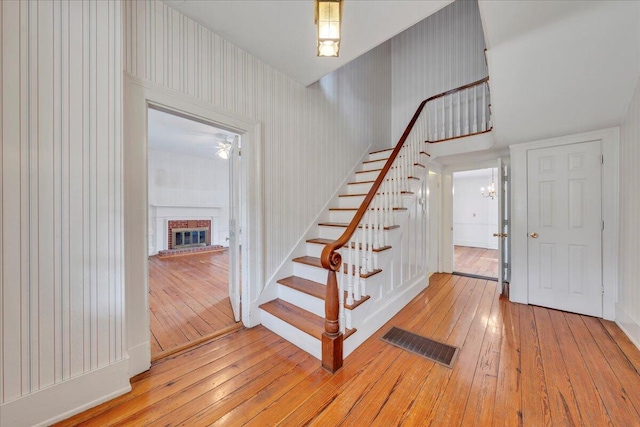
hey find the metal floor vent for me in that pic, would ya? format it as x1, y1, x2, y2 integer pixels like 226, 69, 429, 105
381, 327, 459, 368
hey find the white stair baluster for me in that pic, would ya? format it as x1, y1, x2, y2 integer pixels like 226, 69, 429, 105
368, 206, 374, 272
482, 83, 487, 132
373, 196, 380, 250
456, 91, 461, 137
448, 94, 453, 139
360, 226, 368, 275
464, 88, 469, 135
354, 235, 361, 300
473, 86, 478, 134
346, 242, 354, 306
339, 261, 346, 332
440, 97, 445, 140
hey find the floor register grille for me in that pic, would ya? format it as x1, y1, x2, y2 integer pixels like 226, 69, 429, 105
381, 326, 459, 368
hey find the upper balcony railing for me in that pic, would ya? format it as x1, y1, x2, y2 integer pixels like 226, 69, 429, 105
425, 76, 491, 143
319, 77, 491, 372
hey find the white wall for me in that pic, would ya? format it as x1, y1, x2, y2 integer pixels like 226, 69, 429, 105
617, 75, 640, 347
124, 0, 392, 281
1, 1, 129, 425
452, 169, 498, 250
391, 0, 488, 141
148, 149, 229, 252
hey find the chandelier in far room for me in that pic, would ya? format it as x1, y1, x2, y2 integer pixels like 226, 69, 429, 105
480, 169, 497, 200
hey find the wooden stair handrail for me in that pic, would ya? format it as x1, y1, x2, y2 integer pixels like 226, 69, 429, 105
319, 77, 489, 373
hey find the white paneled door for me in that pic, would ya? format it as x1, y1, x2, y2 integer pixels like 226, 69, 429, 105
229, 136, 241, 322
527, 140, 602, 317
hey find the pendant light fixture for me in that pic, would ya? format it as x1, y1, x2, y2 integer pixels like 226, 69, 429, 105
315, 0, 342, 57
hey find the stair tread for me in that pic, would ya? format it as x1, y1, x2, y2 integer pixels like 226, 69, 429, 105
355, 168, 382, 174
339, 191, 414, 197
306, 238, 392, 252
260, 299, 356, 340
292, 256, 383, 278
369, 148, 393, 155
329, 207, 407, 212
277, 276, 371, 310
363, 158, 388, 164
348, 177, 420, 185
318, 222, 400, 230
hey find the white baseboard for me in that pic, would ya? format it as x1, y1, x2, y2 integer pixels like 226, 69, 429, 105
615, 304, 640, 351
0, 359, 131, 427
127, 341, 151, 377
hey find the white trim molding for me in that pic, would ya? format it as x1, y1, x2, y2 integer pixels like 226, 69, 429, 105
509, 127, 619, 320
124, 75, 264, 377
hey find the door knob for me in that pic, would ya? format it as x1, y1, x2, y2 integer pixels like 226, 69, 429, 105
530, 232, 538, 238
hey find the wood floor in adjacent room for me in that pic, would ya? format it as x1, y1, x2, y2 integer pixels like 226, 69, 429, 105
56, 274, 640, 426
454, 245, 499, 278
149, 251, 241, 359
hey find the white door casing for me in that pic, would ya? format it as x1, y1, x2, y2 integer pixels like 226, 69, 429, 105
229, 136, 241, 322
497, 158, 505, 288
124, 76, 263, 377
527, 140, 603, 317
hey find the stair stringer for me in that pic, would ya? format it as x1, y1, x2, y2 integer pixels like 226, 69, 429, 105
257, 145, 373, 306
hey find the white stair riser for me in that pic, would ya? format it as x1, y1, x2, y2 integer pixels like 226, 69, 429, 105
278, 284, 325, 318
293, 261, 379, 288
369, 150, 392, 161
329, 210, 356, 223
260, 310, 321, 360
306, 242, 329, 258
338, 195, 366, 208
355, 170, 381, 182
318, 225, 346, 240
361, 159, 387, 171
294, 262, 333, 283
347, 182, 373, 194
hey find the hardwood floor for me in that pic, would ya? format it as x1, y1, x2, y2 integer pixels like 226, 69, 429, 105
454, 245, 499, 278
56, 274, 640, 426
149, 251, 241, 359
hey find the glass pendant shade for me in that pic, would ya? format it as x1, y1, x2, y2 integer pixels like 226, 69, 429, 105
316, 0, 341, 57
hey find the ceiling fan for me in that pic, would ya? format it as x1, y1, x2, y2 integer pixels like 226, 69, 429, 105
214, 134, 233, 160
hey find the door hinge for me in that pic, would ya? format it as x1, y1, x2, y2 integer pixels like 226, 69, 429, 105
503, 219, 509, 227
601, 155, 604, 164
503, 262, 509, 269
602, 220, 605, 231
601, 285, 605, 295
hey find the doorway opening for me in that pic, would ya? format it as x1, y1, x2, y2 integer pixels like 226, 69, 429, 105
147, 107, 242, 360
451, 168, 500, 280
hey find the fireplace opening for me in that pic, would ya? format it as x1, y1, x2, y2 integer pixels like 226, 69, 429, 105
172, 227, 208, 249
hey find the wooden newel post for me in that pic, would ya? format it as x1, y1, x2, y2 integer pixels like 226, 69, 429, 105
321, 248, 343, 373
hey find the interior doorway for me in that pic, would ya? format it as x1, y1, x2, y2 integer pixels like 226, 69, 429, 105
451, 168, 500, 280
146, 107, 242, 360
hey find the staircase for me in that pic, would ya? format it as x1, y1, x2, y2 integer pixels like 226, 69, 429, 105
259, 147, 430, 361
257, 77, 491, 371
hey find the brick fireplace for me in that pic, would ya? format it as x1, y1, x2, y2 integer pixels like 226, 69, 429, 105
167, 219, 211, 249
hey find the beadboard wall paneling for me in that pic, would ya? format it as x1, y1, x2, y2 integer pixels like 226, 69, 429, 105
391, 0, 488, 141
1, 0, 123, 405
618, 75, 640, 342
124, 0, 392, 281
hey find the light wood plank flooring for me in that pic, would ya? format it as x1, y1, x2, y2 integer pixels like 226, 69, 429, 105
454, 245, 499, 278
57, 274, 640, 426
149, 251, 241, 359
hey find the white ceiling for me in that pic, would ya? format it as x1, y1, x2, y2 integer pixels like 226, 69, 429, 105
479, 0, 640, 147
162, 0, 452, 86
148, 108, 238, 159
